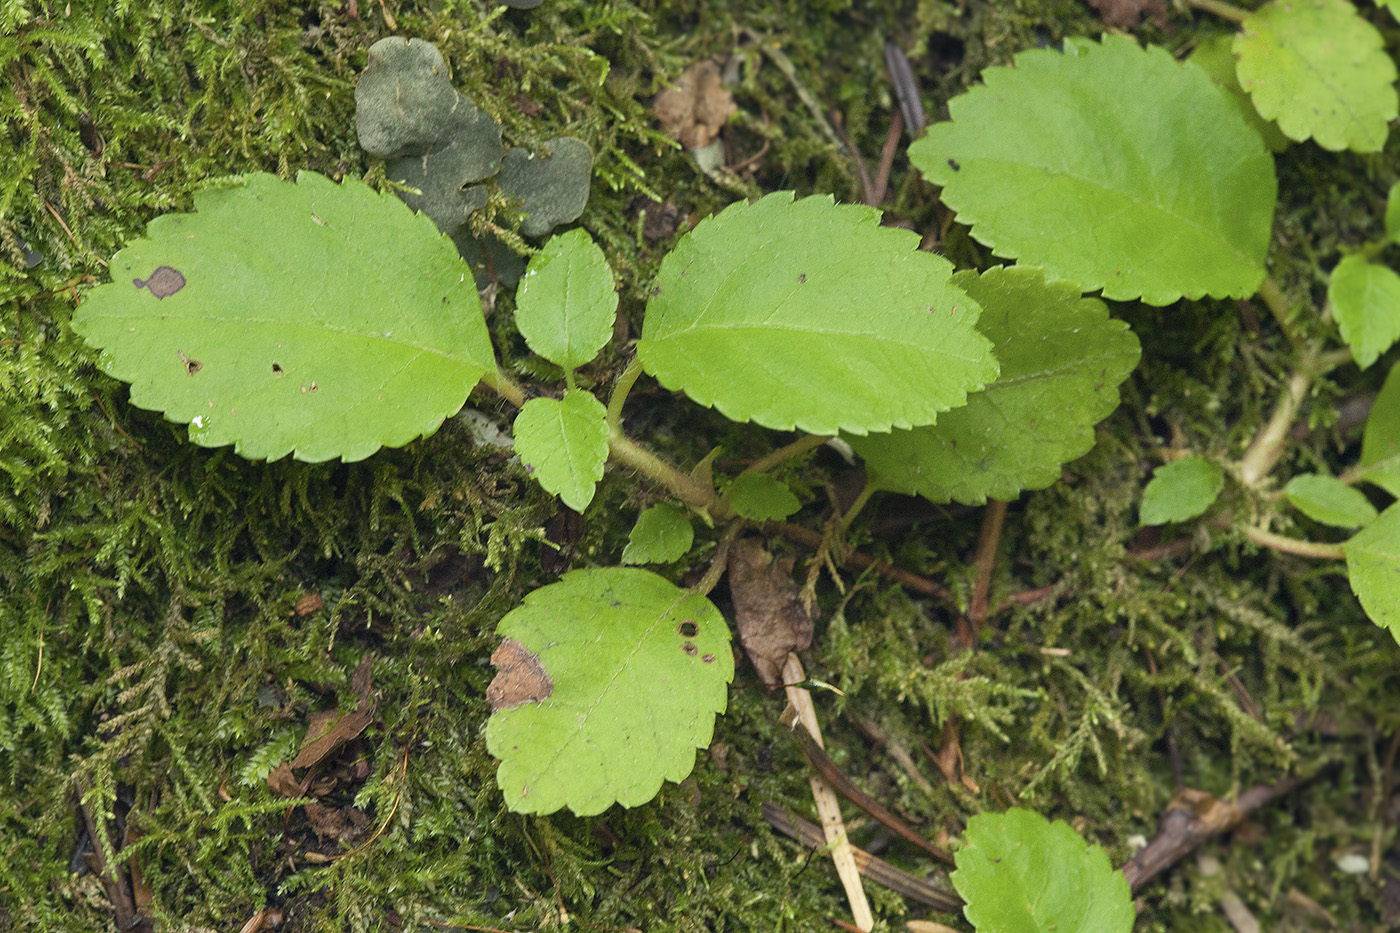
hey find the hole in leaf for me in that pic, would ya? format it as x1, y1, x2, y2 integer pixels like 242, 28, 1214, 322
272, 362, 284, 375
178, 350, 201, 376
677, 620, 699, 637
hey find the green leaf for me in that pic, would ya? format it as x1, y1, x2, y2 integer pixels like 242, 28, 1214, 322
725, 473, 800, 521
1284, 475, 1379, 528
71, 172, 496, 463
952, 808, 1133, 933
1234, 0, 1398, 153
485, 567, 734, 815
1386, 182, 1400, 245
1345, 502, 1400, 640
910, 35, 1276, 306
1140, 456, 1224, 525
637, 192, 996, 436
1329, 255, 1400, 370
1360, 362, 1400, 496
514, 229, 616, 372
848, 267, 1140, 504
1187, 35, 1290, 153
513, 390, 609, 511
621, 504, 695, 564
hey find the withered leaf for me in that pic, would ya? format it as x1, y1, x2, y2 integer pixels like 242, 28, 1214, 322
726, 538, 815, 686
487, 638, 554, 709
653, 60, 736, 149
266, 761, 305, 798
290, 655, 376, 771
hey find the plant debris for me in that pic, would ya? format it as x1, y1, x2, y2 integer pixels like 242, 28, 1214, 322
726, 538, 815, 686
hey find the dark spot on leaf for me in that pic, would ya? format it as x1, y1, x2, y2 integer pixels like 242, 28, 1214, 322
798, 273, 806, 284
272, 362, 284, 375
650, 285, 661, 297
682, 642, 697, 655
678, 619, 699, 637
178, 350, 201, 376
300, 382, 319, 393
702, 654, 716, 664
132, 266, 186, 298
487, 638, 553, 709
947, 158, 961, 171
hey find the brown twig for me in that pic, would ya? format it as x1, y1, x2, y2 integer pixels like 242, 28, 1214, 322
869, 110, 904, 206
965, 499, 1008, 632
762, 803, 962, 911
74, 776, 152, 932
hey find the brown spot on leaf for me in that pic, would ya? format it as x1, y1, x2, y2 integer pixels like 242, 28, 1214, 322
487, 638, 553, 709
677, 619, 699, 637
132, 266, 186, 298
798, 273, 806, 284
702, 654, 716, 664
682, 642, 698, 655
726, 538, 816, 687
178, 350, 201, 376
272, 362, 284, 375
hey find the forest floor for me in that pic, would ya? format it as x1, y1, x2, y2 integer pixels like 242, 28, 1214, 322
3, 1, 1399, 931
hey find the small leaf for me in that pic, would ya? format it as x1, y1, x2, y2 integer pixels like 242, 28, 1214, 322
952, 808, 1133, 933
71, 172, 496, 463
849, 267, 1141, 504
484, 567, 735, 815
1345, 502, 1400, 640
513, 390, 609, 511
637, 191, 997, 436
1386, 181, 1400, 245
1140, 457, 1224, 525
1284, 474, 1378, 528
726, 473, 800, 521
1187, 35, 1290, 153
1328, 256, 1400, 370
1360, 362, 1400, 496
910, 34, 1276, 305
1234, 0, 1398, 153
515, 229, 617, 371
621, 504, 695, 564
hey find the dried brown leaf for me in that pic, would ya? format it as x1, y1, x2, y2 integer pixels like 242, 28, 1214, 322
726, 538, 815, 686
654, 60, 736, 149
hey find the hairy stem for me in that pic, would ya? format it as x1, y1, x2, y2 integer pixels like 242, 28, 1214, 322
1257, 276, 1296, 344
1245, 526, 1346, 560
605, 356, 644, 432
608, 428, 726, 517
484, 368, 526, 408
746, 433, 832, 476
1239, 370, 1311, 486
838, 481, 876, 531
1187, 0, 1251, 22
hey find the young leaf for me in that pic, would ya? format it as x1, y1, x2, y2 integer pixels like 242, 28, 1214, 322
71, 172, 496, 462
636, 191, 997, 436
1140, 456, 1224, 525
849, 267, 1141, 504
513, 390, 609, 511
1359, 362, 1400, 496
484, 567, 734, 815
951, 808, 1133, 933
1284, 474, 1378, 529
1234, 0, 1397, 153
726, 473, 800, 521
1186, 35, 1289, 153
514, 229, 617, 372
1387, 182, 1400, 245
621, 503, 695, 564
1328, 256, 1400, 370
1345, 502, 1400, 639
909, 35, 1276, 306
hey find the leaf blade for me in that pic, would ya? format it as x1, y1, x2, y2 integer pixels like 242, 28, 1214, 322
1140, 456, 1224, 525
513, 390, 609, 511
1330, 256, 1400, 370
515, 228, 617, 372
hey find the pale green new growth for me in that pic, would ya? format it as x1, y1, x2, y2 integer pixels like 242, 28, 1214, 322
513, 390, 609, 511
1186, 35, 1289, 153
1140, 456, 1224, 525
485, 568, 734, 815
910, 35, 1276, 306
1284, 475, 1378, 529
849, 267, 1140, 504
621, 503, 694, 564
1345, 503, 1400, 640
726, 473, 800, 521
1234, 0, 1397, 153
952, 808, 1133, 933
1328, 256, 1400, 370
514, 229, 617, 372
71, 172, 496, 462
1360, 364, 1400, 496
637, 191, 998, 435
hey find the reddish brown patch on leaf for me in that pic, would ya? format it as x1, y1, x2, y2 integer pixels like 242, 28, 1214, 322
702, 654, 716, 664
132, 266, 186, 299
682, 641, 698, 656
726, 538, 816, 686
487, 638, 554, 709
